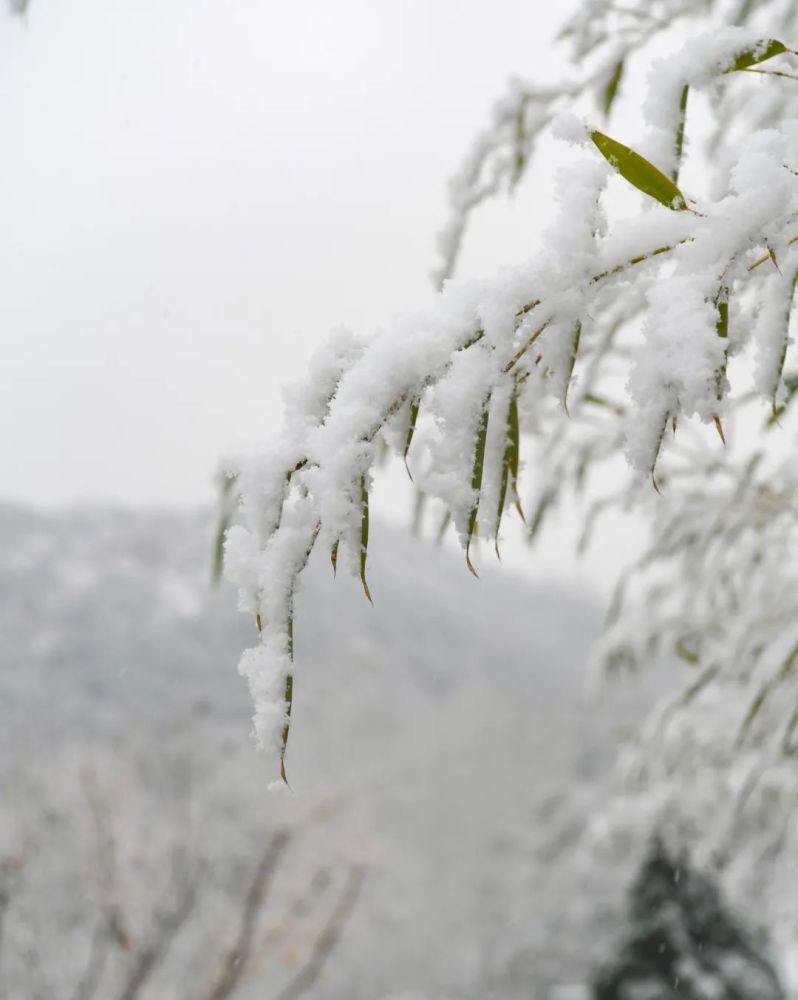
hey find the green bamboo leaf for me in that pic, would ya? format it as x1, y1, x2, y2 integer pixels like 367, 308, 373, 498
737, 684, 768, 748
591, 130, 688, 211
280, 618, 294, 785
726, 39, 789, 72
527, 487, 554, 541
770, 269, 798, 415
435, 509, 452, 545
675, 639, 700, 665
782, 706, 798, 754
411, 488, 426, 538
563, 320, 582, 413
466, 395, 491, 577
512, 106, 526, 184
768, 374, 798, 425
601, 59, 624, 118
330, 539, 339, 577
494, 392, 515, 559
494, 462, 509, 561
672, 85, 689, 185
733, 0, 755, 24
649, 408, 671, 493
359, 476, 373, 603
211, 473, 238, 585
507, 391, 525, 522
403, 398, 420, 479
276, 520, 319, 785
714, 285, 729, 403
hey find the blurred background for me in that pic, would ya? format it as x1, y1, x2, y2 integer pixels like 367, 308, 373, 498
0, 2, 726, 998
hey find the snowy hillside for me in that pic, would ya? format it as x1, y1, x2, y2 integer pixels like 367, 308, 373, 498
0, 503, 662, 999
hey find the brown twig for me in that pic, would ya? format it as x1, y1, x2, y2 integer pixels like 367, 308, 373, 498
71, 770, 133, 1000
201, 830, 291, 1000
274, 864, 367, 1000
115, 858, 198, 1000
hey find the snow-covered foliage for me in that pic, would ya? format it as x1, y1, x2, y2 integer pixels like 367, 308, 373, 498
223, 0, 798, 903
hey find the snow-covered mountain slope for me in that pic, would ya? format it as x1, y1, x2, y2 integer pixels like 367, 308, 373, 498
0, 503, 661, 1000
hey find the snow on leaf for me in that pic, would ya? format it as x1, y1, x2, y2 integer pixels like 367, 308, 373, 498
466, 396, 491, 578
726, 39, 790, 72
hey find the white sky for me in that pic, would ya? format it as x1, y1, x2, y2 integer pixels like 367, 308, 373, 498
1, 0, 652, 593
0, 0, 576, 508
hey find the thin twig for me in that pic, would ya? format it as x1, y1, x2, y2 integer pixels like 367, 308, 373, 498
201, 830, 291, 1000
115, 872, 197, 1000
274, 865, 367, 1000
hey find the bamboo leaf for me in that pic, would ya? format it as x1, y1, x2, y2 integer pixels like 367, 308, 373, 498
736, 684, 768, 748
726, 39, 789, 72
675, 639, 700, 665
276, 520, 319, 785
466, 396, 491, 577
601, 59, 624, 118
527, 488, 554, 541
211, 473, 238, 585
649, 407, 671, 493
507, 391, 525, 522
359, 476, 373, 603
435, 509, 452, 545
591, 130, 688, 211
770, 269, 798, 414
494, 391, 516, 559
280, 618, 294, 785
563, 320, 582, 413
714, 285, 729, 404
512, 106, 526, 184
672, 85, 689, 185
403, 398, 420, 479
331, 539, 339, 577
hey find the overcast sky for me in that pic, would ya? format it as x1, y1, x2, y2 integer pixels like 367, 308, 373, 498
0, 0, 579, 510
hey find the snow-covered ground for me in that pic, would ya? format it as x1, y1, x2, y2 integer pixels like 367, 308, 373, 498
0, 503, 673, 999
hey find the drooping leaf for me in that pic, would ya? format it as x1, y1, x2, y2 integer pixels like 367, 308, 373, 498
672, 85, 689, 184
675, 638, 700, 665
280, 618, 294, 785
726, 39, 789, 72
494, 461, 509, 561
411, 488, 426, 537
563, 320, 582, 412
507, 391, 525, 522
330, 539, 339, 577
466, 395, 491, 577
736, 684, 769, 748
211, 473, 238, 585
649, 408, 671, 492
435, 509, 452, 545
278, 523, 320, 784
769, 268, 798, 415
591, 130, 688, 211
494, 391, 516, 558
359, 476, 372, 603
403, 398, 420, 479
768, 373, 798, 425
714, 285, 729, 403
512, 106, 526, 184
601, 59, 624, 118
527, 487, 554, 541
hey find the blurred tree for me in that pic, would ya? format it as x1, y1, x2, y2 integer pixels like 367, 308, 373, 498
594, 839, 784, 1000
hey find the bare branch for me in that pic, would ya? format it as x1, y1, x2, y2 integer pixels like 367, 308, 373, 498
201, 829, 291, 1000
274, 864, 366, 1000
115, 867, 198, 1000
